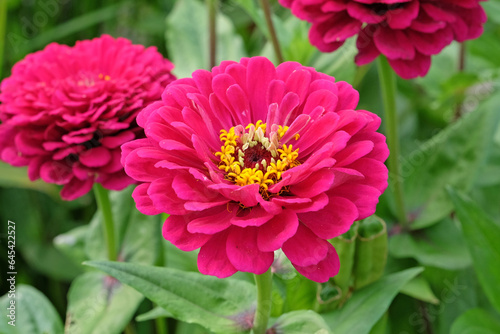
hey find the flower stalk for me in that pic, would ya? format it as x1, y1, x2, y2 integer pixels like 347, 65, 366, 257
259, 0, 284, 63
377, 56, 408, 228
93, 184, 117, 261
208, 0, 218, 68
252, 269, 273, 334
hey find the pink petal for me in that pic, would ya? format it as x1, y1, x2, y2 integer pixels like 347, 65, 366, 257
198, 232, 237, 278
291, 168, 336, 198
149, 176, 188, 215
293, 243, 340, 283
163, 215, 211, 251
226, 226, 274, 274
60, 177, 94, 200
299, 196, 358, 239
333, 183, 381, 220
231, 205, 275, 228
187, 206, 235, 234
282, 224, 329, 267
257, 210, 299, 252
132, 183, 162, 215
374, 27, 415, 60
79, 147, 112, 168
388, 52, 431, 79
40, 161, 73, 184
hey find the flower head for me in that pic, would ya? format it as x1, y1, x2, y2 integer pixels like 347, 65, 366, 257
122, 57, 389, 282
0, 35, 176, 200
279, 0, 487, 79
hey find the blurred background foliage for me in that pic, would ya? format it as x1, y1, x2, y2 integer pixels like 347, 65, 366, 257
1, 0, 500, 333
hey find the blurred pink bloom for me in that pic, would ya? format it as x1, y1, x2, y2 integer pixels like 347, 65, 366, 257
0, 35, 176, 200
279, 0, 487, 79
122, 57, 389, 282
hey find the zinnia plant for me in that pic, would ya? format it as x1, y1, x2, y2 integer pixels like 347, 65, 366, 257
279, 0, 487, 79
122, 56, 389, 283
0, 35, 176, 200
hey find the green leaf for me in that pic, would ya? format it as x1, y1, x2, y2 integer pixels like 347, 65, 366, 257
389, 218, 471, 270
271, 310, 331, 334
85, 261, 256, 334
369, 312, 388, 334
65, 272, 143, 334
451, 308, 500, 334
448, 188, 500, 314
136, 306, 173, 322
280, 273, 318, 312
85, 186, 160, 264
0, 284, 63, 334
322, 267, 422, 334
400, 276, 439, 305
403, 93, 500, 229
54, 225, 88, 267
15, 3, 125, 57
166, 0, 246, 78
65, 186, 160, 333
0, 162, 59, 197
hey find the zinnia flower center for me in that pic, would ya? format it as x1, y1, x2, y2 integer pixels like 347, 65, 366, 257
215, 120, 300, 199
364, 3, 407, 15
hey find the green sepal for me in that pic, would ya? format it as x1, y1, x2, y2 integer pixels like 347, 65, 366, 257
353, 215, 388, 289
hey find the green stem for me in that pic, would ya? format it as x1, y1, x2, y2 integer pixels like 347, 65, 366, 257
352, 64, 371, 90
93, 184, 117, 261
259, 0, 284, 63
377, 56, 408, 228
0, 0, 7, 79
208, 0, 218, 68
454, 43, 466, 120
155, 316, 168, 334
124, 323, 136, 334
252, 269, 273, 334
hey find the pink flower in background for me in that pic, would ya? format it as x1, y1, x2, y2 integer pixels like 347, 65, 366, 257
0, 35, 176, 200
122, 57, 389, 282
279, 0, 487, 79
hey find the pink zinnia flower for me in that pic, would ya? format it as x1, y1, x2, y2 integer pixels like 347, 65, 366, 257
122, 57, 389, 282
279, 0, 487, 79
0, 35, 176, 200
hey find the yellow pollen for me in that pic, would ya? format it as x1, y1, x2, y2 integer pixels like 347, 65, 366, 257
215, 122, 300, 198
98, 73, 111, 81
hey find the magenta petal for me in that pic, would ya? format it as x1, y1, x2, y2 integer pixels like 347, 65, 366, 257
163, 215, 211, 251
293, 243, 340, 283
282, 224, 329, 267
226, 226, 274, 274
246, 57, 277, 121
231, 205, 275, 227
101, 131, 135, 148
172, 172, 223, 202
355, 28, 380, 66
388, 52, 431, 79
198, 232, 237, 278
374, 27, 415, 60
97, 171, 133, 190
299, 196, 358, 239
274, 193, 329, 214
257, 210, 298, 252
334, 140, 374, 167
149, 177, 188, 215
60, 177, 94, 201
132, 183, 162, 215
187, 207, 234, 234
40, 161, 73, 184
291, 169, 335, 198
334, 184, 381, 220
